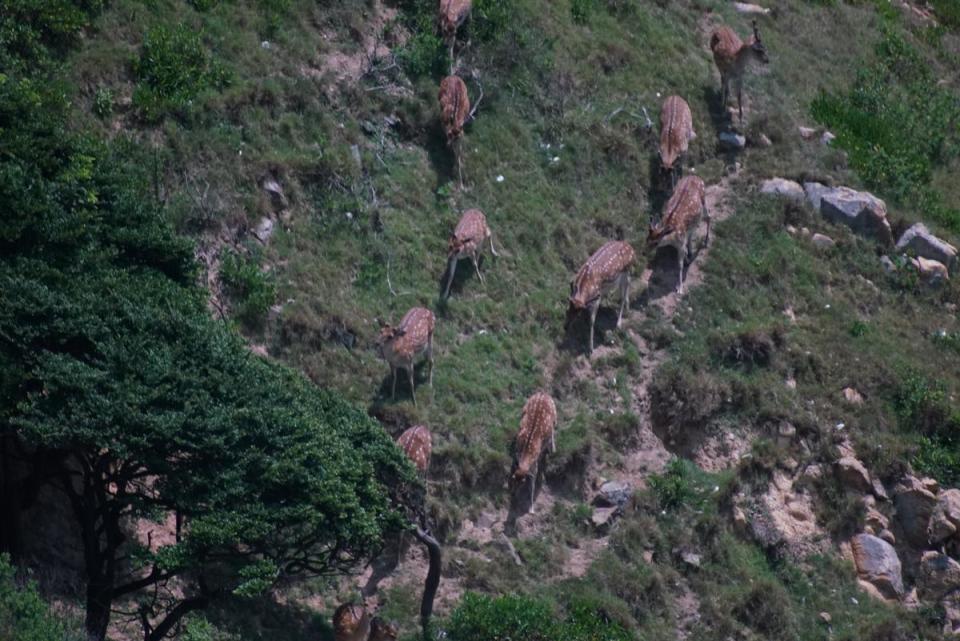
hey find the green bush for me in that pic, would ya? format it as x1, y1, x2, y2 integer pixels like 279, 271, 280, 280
92, 87, 113, 118
894, 372, 960, 487
0, 554, 78, 641
931, 0, 960, 30
570, 0, 595, 24
132, 24, 228, 121
219, 249, 277, 326
649, 458, 700, 511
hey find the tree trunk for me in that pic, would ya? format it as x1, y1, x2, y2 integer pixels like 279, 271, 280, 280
414, 525, 441, 640
85, 576, 114, 641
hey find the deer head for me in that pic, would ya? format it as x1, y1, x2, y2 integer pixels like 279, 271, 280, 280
370, 617, 399, 641
447, 233, 466, 257
749, 20, 769, 63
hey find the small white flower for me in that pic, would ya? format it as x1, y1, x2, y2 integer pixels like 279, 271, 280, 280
656, 92, 661, 98
496, 175, 505, 183
836, 422, 845, 430
824, 304, 831, 309
345, 212, 353, 220
551, 156, 560, 163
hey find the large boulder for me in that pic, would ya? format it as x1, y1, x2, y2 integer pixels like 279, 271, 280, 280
917, 552, 960, 601
835, 457, 872, 493
803, 182, 832, 211
929, 489, 960, 545
819, 186, 893, 245
894, 475, 938, 546
761, 178, 805, 202
895, 223, 958, 273
851, 533, 904, 599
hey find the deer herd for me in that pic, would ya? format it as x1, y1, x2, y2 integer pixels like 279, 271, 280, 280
337, 5, 771, 637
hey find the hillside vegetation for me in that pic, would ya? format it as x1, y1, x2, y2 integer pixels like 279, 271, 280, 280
3, 0, 960, 640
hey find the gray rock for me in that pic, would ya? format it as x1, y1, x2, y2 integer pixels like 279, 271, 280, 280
917, 552, 960, 601
851, 533, 904, 599
681, 550, 702, 568
261, 178, 287, 211
819, 187, 893, 245
591, 506, 618, 531
895, 475, 939, 546
803, 182, 832, 211
880, 255, 897, 274
942, 590, 960, 636
594, 481, 632, 508
719, 131, 747, 150
835, 457, 872, 492
760, 178, 805, 202
253, 217, 274, 243
733, 2, 771, 14
929, 488, 960, 544
812, 233, 836, 249
821, 131, 836, 145
895, 223, 958, 273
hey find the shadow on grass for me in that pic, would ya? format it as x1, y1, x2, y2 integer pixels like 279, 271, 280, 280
205, 593, 332, 641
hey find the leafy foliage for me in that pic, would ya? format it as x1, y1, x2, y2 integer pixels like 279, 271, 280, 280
220, 249, 277, 327
0, 555, 82, 641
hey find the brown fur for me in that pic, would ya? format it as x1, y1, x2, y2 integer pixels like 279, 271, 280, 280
646, 175, 709, 293
369, 617, 399, 641
659, 95, 695, 174
397, 425, 432, 474
439, 0, 472, 51
439, 76, 470, 145
566, 241, 635, 352
444, 209, 496, 298
511, 392, 557, 510
710, 21, 769, 121
378, 308, 436, 404
333, 603, 370, 641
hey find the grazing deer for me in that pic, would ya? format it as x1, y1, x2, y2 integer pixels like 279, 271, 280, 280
333, 604, 398, 641
646, 175, 709, 294
659, 95, 696, 188
378, 307, 435, 405
510, 392, 558, 510
439, 75, 470, 188
444, 208, 498, 298
439, 0, 472, 70
565, 241, 636, 353
710, 20, 769, 122
397, 424, 432, 475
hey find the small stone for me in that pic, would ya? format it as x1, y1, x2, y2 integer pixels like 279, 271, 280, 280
821, 131, 836, 145
812, 233, 836, 249
261, 177, 287, 211
755, 133, 773, 147
799, 126, 817, 139
733, 506, 749, 532
880, 255, 897, 274
865, 508, 889, 531
642, 550, 654, 563
760, 178, 805, 202
591, 507, 618, 530
786, 225, 798, 235
719, 131, 747, 150
819, 611, 832, 624
681, 550, 702, 568
733, 2, 771, 14
872, 478, 889, 501
594, 481, 632, 508
922, 477, 941, 494
843, 387, 864, 405
785, 377, 797, 389
253, 217, 275, 243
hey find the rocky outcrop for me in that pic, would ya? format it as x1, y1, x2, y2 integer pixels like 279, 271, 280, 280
851, 533, 904, 599
835, 457, 872, 493
895, 223, 957, 272
895, 475, 938, 546
917, 552, 960, 601
816, 185, 893, 245
929, 489, 960, 544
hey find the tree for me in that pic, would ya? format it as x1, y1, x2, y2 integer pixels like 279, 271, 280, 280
0, 23, 417, 640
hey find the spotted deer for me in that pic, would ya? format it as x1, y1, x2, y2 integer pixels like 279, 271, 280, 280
439, 0, 472, 70
710, 20, 769, 122
565, 241, 636, 353
378, 307, 435, 405
510, 392, 557, 510
659, 95, 696, 188
646, 175, 709, 294
439, 75, 470, 188
397, 424, 432, 475
333, 604, 398, 641
444, 208, 498, 298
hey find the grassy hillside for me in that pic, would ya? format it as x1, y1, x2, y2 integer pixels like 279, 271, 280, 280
13, 0, 960, 638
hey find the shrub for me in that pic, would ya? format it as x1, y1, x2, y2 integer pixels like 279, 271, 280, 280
92, 87, 113, 118
571, 0, 595, 24
649, 458, 700, 511
0, 554, 79, 641
219, 249, 276, 327
132, 24, 228, 121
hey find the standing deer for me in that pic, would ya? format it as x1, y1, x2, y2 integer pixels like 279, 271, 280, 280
646, 175, 709, 294
439, 0, 472, 70
397, 425, 432, 475
444, 208, 498, 298
659, 95, 696, 188
710, 20, 769, 122
378, 307, 435, 405
565, 241, 636, 353
439, 75, 470, 188
510, 392, 558, 511
333, 603, 398, 641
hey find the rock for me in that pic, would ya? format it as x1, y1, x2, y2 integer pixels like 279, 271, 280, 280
903, 587, 921, 610
895, 223, 958, 272
835, 457, 872, 492
819, 611, 832, 624
594, 481, 631, 508
917, 552, 960, 601
880, 255, 897, 274
878, 529, 896, 545
680, 550, 702, 568
929, 489, 960, 544
943, 591, 960, 636
591, 506, 618, 531
819, 187, 893, 246
843, 387, 864, 404
913, 256, 950, 283
821, 131, 836, 145
253, 216, 275, 243
786, 224, 798, 235
719, 131, 747, 150
755, 133, 773, 147
777, 422, 797, 445
788, 500, 813, 521
865, 508, 889, 531
761, 178, 805, 202
811, 233, 836, 249
642, 550, 654, 563
851, 533, 904, 599
895, 475, 938, 546
261, 177, 287, 211
857, 578, 890, 602
803, 182, 832, 211
733, 506, 749, 533
799, 126, 817, 139
872, 478, 889, 501
733, 2, 771, 14
923, 477, 941, 494
802, 464, 824, 482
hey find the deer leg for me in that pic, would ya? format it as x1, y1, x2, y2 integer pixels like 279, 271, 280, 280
677, 245, 686, 294
406, 364, 417, 406
529, 460, 537, 512
472, 250, 484, 283
489, 233, 498, 257
702, 201, 712, 249
617, 273, 629, 328
720, 74, 728, 110
456, 140, 464, 190
550, 429, 556, 454
588, 299, 600, 353
443, 256, 458, 299
427, 335, 434, 388
737, 78, 744, 123
391, 366, 398, 400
